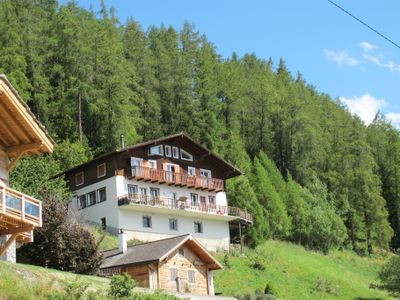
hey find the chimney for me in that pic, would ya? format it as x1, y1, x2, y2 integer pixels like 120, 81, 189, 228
120, 134, 125, 149
118, 229, 127, 253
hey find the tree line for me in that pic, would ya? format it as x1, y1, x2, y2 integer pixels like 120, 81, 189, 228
2, 0, 400, 254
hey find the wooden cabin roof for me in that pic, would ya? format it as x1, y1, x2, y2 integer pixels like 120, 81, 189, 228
101, 234, 223, 271
0, 75, 54, 158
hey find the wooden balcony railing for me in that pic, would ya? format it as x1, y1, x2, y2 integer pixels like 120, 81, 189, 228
126, 166, 224, 192
0, 185, 42, 228
118, 193, 253, 223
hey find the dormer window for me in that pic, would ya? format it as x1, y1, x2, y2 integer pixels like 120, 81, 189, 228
180, 149, 193, 161
75, 172, 84, 186
97, 163, 106, 178
150, 145, 163, 156
172, 147, 179, 159
165, 145, 172, 157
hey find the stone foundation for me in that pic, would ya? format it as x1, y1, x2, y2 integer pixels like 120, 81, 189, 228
0, 235, 16, 263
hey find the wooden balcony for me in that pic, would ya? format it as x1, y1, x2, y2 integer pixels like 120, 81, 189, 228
118, 193, 253, 223
126, 166, 224, 192
0, 186, 42, 244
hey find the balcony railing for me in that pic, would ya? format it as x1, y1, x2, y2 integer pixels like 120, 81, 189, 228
118, 193, 253, 223
0, 185, 42, 227
126, 166, 224, 192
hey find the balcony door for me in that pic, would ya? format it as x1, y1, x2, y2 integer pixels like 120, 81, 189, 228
130, 157, 143, 177
165, 163, 176, 182
200, 196, 207, 212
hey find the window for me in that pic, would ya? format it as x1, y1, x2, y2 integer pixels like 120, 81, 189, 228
188, 270, 196, 284
150, 145, 163, 156
190, 193, 199, 205
170, 268, 178, 282
88, 192, 96, 206
98, 188, 107, 203
148, 160, 157, 169
200, 169, 212, 178
169, 218, 178, 231
172, 147, 179, 159
165, 145, 172, 157
180, 149, 193, 161
140, 187, 147, 195
97, 163, 106, 178
143, 216, 152, 228
194, 222, 203, 233
150, 187, 160, 197
178, 248, 184, 257
131, 157, 143, 167
78, 195, 86, 210
101, 217, 106, 230
208, 195, 216, 206
75, 172, 84, 186
128, 184, 138, 194
188, 166, 196, 176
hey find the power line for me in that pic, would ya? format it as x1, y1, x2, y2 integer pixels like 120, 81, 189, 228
327, 0, 400, 50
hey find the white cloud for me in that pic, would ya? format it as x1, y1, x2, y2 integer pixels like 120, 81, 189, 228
363, 53, 400, 72
324, 49, 360, 66
340, 93, 386, 125
386, 113, 400, 128
360, 41, 377, 52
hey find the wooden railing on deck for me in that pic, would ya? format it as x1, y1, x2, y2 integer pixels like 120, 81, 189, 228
118, 193, 253, 223
126, 166, 224, 192
0, 186, 42, 227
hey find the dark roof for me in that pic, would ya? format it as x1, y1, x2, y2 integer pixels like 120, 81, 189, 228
100, 234, 223, 270
59, 132, 242, 179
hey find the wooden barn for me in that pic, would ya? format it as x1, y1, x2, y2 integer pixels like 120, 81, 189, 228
100, 233, 223, 296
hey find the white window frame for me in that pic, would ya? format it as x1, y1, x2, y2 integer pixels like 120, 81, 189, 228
98, 187, 107, 203
128, 184, 138, 194
78, 194, 86, 210
190, 193, 199, 205
172, 147, 179, 159
169, 218, 178, 231
148, 160, 157, 169
165, 145, 172, 157
149, 145, 163, 156
97, 163, 106, 178
87, 191, 96, 206
180, 149, 193, 161
188, 166, 196, 176
200, 169, 212, 178
75, 172, 84, 186
130, 157, 143, 166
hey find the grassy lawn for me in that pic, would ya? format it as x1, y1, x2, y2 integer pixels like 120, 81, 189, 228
214, 240, 392, 299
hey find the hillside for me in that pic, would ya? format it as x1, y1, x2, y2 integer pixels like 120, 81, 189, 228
214, 240, 392, 300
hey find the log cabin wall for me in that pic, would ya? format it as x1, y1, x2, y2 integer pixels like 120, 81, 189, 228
158, 245, 209, 296
121, 263, 150, 288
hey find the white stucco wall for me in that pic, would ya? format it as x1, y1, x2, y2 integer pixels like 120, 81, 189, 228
69, 176, 120, 232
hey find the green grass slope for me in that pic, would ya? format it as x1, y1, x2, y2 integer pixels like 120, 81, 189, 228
0, 260, 109, 299
214, 240, 392, 300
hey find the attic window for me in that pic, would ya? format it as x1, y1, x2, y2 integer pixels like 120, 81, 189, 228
165, 145, 172, 157
180, 149, 193, 161
97, 163, 106, 178
75, 172, 84, 186
172, 147, 179, 159
150, 145, 163, 156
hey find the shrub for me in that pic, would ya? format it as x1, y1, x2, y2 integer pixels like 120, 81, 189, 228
108, 273, 136, 299
264, 281, 278, 296
379, 253, 400, 297
62, 278, 90, 300
247, 252, 267, 271
223, 254, 231, 268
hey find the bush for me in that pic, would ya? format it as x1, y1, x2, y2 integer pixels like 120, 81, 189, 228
379, 253, 400, 297
108, 273, 136, 299
17, 192, 102, 274
264, 281, 278, 296
247, 252, 267, 271
62, 278, 90, 300
223, 254, 231, 268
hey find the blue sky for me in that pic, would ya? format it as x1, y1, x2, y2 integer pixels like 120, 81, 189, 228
62, 0, 400, 127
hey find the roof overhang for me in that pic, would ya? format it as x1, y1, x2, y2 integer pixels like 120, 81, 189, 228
0, 75, 54, 162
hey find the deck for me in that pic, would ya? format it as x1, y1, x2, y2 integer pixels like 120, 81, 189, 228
126, 166, 224, 192
117, 193, 253, 223
0, 186, 42, 243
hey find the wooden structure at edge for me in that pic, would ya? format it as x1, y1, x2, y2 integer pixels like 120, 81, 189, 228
0, 74, 54, 256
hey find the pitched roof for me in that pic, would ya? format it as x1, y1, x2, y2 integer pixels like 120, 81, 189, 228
59, 132, 242, 179
100, 234, 223, 270
0, 74, 54, 157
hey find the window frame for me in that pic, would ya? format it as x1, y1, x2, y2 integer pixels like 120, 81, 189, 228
78, 194, 86, 210
98, 187, 107, 203
180, 149, 193, 161
188, 269, 196, 284
194, 221, 203, 233
142, 215, 152, 228
149, 145, 164, 156
128, 184, 138, 194
188, 166, 196, 176
97, 163, 106, 178
75, 172, 84, 186
169, 218, 178, 231
200, 169, 212, 178
87, 191, 96, 206
190, 193, 199, 205
165, 145, 172, 157
172, 147, 179, 159
169, 267, 179, 282
148, 160, 157, 169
